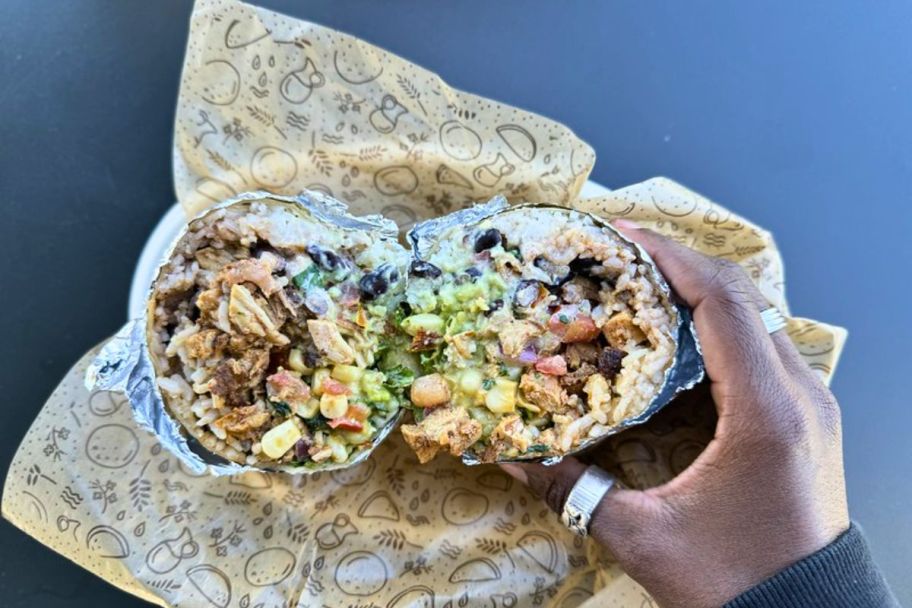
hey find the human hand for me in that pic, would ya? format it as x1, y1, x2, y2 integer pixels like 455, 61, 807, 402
500, 220, 849, 608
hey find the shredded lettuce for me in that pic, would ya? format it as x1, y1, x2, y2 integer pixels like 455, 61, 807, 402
293, 265, 324, 290
270, 400, 292, 417
384, 366, 415, 389
303, 413, 330, 431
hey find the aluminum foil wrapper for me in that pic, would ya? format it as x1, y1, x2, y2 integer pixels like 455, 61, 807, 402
408, 197, 706, 466
85, 190, 405, 476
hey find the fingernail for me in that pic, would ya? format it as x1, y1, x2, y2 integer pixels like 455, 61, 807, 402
499, 463, 528, 485
611, 218, 641, 230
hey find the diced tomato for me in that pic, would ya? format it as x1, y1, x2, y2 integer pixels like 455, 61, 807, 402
535, 355, 567, 376
548, 306, 576, 335
549, 309, 599, 343
563, 316, 599, 342
327, 417, 364, 432
322, 378, 351, 395
346, 403, 371, 421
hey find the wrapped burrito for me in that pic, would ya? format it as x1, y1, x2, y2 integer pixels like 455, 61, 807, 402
146, 192, 411, 469
400, 200, 683, 463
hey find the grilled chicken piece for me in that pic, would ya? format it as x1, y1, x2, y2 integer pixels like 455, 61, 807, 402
560, 362, 598, 394
307, 319, 355, 364
228, 284, 289, 345
520, 371, 566, 413
498, 320, 540, 358
480, 415, 529, 462
216, 257, 282, 296
184, 328, 228, 360
602, 311, 646, 349
400, 407, 482, 463
209, 349, 270, 407
266, 370, 311, 409
212, 404, 270, 436
563, 342, 599, 369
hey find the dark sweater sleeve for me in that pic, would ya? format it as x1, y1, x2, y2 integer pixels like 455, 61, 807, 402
725, 524, 900, 608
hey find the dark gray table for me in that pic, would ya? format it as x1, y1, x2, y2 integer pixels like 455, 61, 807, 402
1, 1, 909, 606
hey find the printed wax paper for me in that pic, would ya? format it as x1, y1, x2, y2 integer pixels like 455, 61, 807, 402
3, 0, 846, 606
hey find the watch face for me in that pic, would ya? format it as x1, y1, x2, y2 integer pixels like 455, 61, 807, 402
561, 508, 589, 536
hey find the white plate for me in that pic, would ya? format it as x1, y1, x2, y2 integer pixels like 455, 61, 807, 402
128, 180, 612, 319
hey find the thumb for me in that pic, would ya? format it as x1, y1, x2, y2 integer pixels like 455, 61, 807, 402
500, 459, 664, 551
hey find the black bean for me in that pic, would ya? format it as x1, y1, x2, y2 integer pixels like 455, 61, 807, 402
251, 241, 283, 264
514, 280, 542, 308
359, 264, 397, 300
305, 244, 342, 271
409, 260, 442, 279
359, 273, 388, 300
302, 346, 322, 368
569, 257, 598, 274
597, 347, 626, 380
466, 267, 482, 279
188, 301, 201, 322
484, 299, 504, 316
474, 228, 503, 252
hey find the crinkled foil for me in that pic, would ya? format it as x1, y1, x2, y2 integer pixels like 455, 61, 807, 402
85, 190, 406, 475
408, 198, 706, 466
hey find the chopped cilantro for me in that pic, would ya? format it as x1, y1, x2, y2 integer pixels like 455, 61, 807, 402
303, 413, 330, 431
418, 346, 444, 373
393, 303, 410, 327
558, 314, 570, 324
375, 339, 392, 361
527, 444, 550, 453
497, 362, 509, 376
293, 265, 324, 290
384, 366, 415, 389
270, 400, 292, 417
482, 378, 495, 390
369, 414, 388, 429
509, 248, 522, 260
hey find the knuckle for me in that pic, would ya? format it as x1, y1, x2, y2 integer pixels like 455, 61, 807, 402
761, 379, 843, 452
706, 258, 752, 301
808, 384, 843, 439
819, 396, 843, 438
762, 401, 817, 459
542, 475, 573, 513
734, 379, 812, 451
778, 408, 814, 448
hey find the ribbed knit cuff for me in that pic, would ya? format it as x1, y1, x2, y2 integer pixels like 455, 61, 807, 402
725, 524, 900, 608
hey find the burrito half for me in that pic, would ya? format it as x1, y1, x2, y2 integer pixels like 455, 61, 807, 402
400, 205, 678, 463
147, 195, 410, 468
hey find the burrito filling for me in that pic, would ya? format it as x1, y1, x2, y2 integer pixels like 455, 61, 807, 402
148, 200, 410, 468
399, 208, 677, 463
